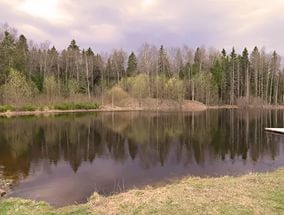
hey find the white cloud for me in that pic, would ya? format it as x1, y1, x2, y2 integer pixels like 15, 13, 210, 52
90, 24, 122, 44
18, 24, 47, 38
1, 0, 284, 53
16, 0, 72, 24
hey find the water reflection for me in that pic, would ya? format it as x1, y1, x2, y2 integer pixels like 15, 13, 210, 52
0, 110, 284, 206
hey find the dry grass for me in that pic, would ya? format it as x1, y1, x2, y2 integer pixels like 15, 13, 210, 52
88, 168, 284, 214
2, 168, 283, 214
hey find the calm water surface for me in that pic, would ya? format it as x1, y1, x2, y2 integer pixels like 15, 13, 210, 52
1, 110, 284, 206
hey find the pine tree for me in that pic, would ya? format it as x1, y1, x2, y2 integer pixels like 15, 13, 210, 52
68, 39, 79, 51
230, 47, 237, 104
270, 51, 280, 104
15, 34, 28, 73
86, 47, 94, 56
221, 48, 229, 103
67, 39, 80, 82
126, 52, 137, 76
250, 46, 260, 97
158, 45, 170, 77
105, 58, 112, 88
241, 48, 250, 100
0, 31, 16, 84
211, 59, 222, 99
193, 47, 203, 75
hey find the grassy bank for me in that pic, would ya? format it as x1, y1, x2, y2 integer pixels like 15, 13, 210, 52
2, 99, 284, 118
0, 103, 99, 112
1, 168, 284, 214
0, 102, 99, 116
0, 99, 207, 117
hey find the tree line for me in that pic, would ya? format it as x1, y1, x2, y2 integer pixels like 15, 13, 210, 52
0, 24, 283, 106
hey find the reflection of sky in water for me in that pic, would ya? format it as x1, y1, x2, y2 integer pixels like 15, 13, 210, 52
0, 110, 284, 206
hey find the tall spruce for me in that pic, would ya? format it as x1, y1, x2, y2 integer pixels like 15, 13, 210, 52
126, 52, 137, 76
158, 45, 170, 77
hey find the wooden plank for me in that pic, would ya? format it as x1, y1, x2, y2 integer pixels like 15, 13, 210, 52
265, 128, 284, 134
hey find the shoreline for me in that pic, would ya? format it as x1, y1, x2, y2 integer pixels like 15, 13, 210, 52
2, 105, 284, 117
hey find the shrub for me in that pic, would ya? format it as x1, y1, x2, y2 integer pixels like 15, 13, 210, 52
0, 105, 15, 112
165, 77, 185, 103
2, 69, 36, 104
43, 76, 60, 100
129, 74, 150, 101
73, 103, 99, 110
53, 102, 99, 110
18, 104, 38, 112
67, 79, 80, 96
107, 86, 129, 105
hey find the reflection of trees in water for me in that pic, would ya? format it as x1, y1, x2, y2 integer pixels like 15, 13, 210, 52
0, 110, 283, 183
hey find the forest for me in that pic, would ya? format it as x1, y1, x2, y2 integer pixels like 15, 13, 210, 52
0, 23, 283, 108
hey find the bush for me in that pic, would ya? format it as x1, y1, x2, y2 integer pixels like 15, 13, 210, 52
43, 76, 60, 100
107, 86, 129, 105
0, 105, 15, 112
18, 104, 38, 112
129, 74, 150, 101
53, 102, 99, 110
73, 103, 99, 110
165, 77, 185, 103
67, 79, 80, 96
2, 69, 37, 104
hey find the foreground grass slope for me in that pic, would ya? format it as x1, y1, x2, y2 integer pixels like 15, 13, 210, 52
1, 168, 284, 215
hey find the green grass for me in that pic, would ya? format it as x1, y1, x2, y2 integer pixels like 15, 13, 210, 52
0, 105, 15, 112
0, 102, 99, 113
1, 168, 284, 214
17, 104, 38, 112
0, 198, 91, 215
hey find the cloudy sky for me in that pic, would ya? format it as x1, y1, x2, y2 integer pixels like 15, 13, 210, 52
1, 0, 284, 53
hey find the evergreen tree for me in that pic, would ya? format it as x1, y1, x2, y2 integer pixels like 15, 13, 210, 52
67, 39, 80, 82
229, 47, 237, 104
241, 48, 250, 99
221, 48, 226, 57
86, 47, 94, 56
250, 46, 260, 97
220, 48, 229, 103
15, 34, 28, 73
68, 39, 79, 51
270, 51, 280, 104
158, 45, 170, 77
105, 58, 112, 88
126, 52, 137, 76
193, 47, 203, 75
0, 31, 16, 84
211, 59, 223, 99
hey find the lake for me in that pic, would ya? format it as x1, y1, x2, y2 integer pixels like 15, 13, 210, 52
1, 110, 284, 206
